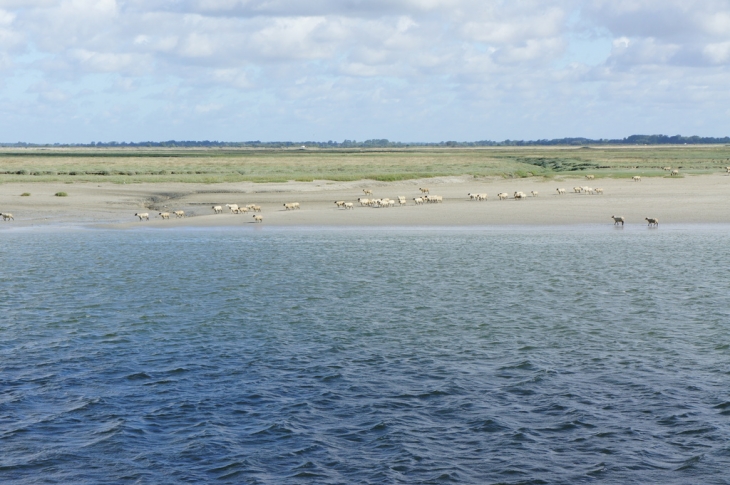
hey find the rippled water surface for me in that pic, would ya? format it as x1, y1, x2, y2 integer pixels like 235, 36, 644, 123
2, 225, 730, 484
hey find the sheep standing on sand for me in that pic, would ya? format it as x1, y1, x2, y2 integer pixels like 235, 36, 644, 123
573, 186, 582, 193
497, 192, 509, 200
1, 213, 14, 221
253, 215, 263, 223
413, 197, 424, 205
531, 191, 538, 197
586, 175, 595, 180
398, 196, 407, 206
173, 210, 185, 218
556, 188, 567, 195
595, 188, 604, 194
212, 205, 223, 214
363, 189, 373, 195
283, 203, 296, 211
671, 169, 679, 176
632, 176, 641, 182
135, 212, 149, 221
514, 191, 526, 200
358, 198, 370, 206
334, 201, 346, 208
611, 215, 625, 226
468, 193, 479, 200
663, 166, 672, 171
419, 188, 430, 194
226, 204, 239, 213
646, 217, 659, 227
159, 212, 170, 219
344, 202, 354, 210
583, 187, 594, 195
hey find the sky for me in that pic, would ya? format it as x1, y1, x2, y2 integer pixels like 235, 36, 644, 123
0, 0, 729, 143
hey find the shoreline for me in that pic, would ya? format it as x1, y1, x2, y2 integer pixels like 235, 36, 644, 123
1, 173, 729, 229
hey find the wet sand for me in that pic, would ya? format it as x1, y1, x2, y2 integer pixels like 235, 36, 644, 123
1, 173, 728, 229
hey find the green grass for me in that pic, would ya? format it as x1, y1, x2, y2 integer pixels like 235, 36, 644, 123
0, 145, 728, 184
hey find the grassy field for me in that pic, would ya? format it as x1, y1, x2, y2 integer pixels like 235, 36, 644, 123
0, 145, 729, 183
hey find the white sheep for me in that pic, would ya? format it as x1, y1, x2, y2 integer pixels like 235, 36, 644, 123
557, 188, 567, 195
283, 203, 296, 210
573, 186, 582, 193
159, 212, 170, 219
135, 212, 149, 221
253, 214, 263, 223
497, 192, 509, 200
292, 202, 300, 210
531, 191, 538, 197
477, 193, 488, 201
212, 205, 223, 213
250, 205, 261, 212
583, 187, 594, 195
514, 191, 526, 199
430, 195, 443, 203
585, 174, 595, 180
468, 193, 479, 200
344, 202, 354, 209
595, 188, 604, 194
671, 169, 679, 176
334, 200, 346, 208
413, 197, 424, 205
632, 176, 641, 182
645, 217, 659, 226
1, 213, 14, 221
358, 198, 370, 206
226, 204, 239, 213
173, 210, 185, 218
398, 196, 406, 205
611, 215, 625, 226
419, 187, 430, 194
663, 166, 672, 171
363, 189, 373, 195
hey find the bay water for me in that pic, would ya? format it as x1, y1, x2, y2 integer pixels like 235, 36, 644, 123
1, 225, 729, 484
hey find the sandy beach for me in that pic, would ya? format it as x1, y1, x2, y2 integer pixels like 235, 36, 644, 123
1, 173, 728, 229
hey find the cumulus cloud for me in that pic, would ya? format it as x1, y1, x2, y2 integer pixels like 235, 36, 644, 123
0, 0, 729, 142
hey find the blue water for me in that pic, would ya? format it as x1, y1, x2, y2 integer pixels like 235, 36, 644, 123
1, 225, 730, 484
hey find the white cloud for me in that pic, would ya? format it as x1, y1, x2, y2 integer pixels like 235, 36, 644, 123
0, 0, 730, 142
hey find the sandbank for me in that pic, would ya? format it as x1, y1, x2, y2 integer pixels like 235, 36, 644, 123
1, 173, 728, 229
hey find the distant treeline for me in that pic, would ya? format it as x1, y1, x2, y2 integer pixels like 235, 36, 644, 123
2, 134, 729, 148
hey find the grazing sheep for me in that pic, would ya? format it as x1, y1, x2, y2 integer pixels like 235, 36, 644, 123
671, 169, 679, 176
595, 188, 604, 194
334, 200, 346, 208
419, 187, 430, 194
398, 196, 407, 205
135, 212, 149, 221
497, 192, 509, 200
1, 213, 14, 221
611, 215, 625, 225
413, 197, 424, 205
173, 210, 185, 218
212, 205, 223, 214
283, 203, 296, 211
253, 214, 263, 223
573, 186, 582, 193
585, 174, 595, 180
363, 189, 373, 195
556, 188, 567, 195
531, 191, 538, 197
344, 202, 354, 209
632, 176, 641, 182
645, 217, 659, 227
159, 212, 170, 219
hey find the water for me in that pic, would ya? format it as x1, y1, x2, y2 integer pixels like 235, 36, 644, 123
1, 225, 730, 484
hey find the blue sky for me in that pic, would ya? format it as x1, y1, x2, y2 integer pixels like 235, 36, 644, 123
1, 0, 729, 143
